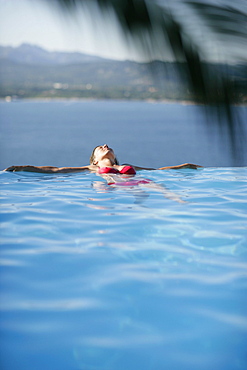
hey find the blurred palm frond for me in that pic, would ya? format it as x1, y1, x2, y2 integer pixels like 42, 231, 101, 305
46, 0, 247, 164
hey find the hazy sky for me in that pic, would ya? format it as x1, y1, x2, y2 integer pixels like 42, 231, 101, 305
0, 0, 140, 60
0, 0, 246, 62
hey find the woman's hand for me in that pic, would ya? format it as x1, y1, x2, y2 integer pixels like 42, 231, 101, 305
4, 165, 30, 172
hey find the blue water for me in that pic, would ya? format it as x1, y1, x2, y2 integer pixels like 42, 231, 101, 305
1, 167, 247, 370
0, 100, 246, 169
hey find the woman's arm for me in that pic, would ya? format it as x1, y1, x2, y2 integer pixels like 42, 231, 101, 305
131, 163, 202, 171
4, 165, 92, 173
158, 163, 203, 170
131, 165, 156, 171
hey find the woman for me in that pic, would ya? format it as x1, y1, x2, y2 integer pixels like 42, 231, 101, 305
4, 144, 201, 173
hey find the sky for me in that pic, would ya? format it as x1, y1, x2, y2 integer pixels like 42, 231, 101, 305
0, 0, 147, 60
0, 0, 246, 62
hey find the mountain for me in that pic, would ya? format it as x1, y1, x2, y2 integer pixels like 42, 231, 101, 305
0, 44, 246, 102
0, 43, 108, 65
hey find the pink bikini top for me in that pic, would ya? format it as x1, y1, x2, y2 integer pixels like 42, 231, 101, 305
98, 165, 136, 175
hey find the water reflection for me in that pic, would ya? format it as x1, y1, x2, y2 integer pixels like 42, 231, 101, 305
92, 172, 187, 204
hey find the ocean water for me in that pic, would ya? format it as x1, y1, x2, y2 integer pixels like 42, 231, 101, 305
0, 100, 246, 170
0, 167, 247, 370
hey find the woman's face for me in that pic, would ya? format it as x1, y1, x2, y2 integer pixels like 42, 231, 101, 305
92, 144, 116, 164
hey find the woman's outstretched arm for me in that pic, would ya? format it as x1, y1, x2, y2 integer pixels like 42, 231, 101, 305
130, 165, 156, 171
158, 163, 203, 170
132, 163, 202, 171
4, 165, 93, 173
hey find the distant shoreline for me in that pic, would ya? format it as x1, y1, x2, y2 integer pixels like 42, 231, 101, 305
1, 97, 246, 107
0, 96, 197, 105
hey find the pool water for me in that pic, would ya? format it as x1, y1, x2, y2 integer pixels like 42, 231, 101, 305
0, 167, 247, 370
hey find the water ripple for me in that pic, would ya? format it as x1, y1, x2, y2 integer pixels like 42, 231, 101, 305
1, 168, 247, 370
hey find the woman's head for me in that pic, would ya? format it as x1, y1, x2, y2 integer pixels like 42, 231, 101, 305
90, 144, 119, 165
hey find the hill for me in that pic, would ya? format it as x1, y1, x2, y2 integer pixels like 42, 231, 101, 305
0, 43, 107, 65
0, 44, 246, 102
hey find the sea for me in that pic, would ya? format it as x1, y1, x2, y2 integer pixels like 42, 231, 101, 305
0, 99, 246, 170
0, 100, 247, 370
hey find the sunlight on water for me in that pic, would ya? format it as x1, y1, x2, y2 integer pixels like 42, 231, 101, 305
0, 168, 247, 370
